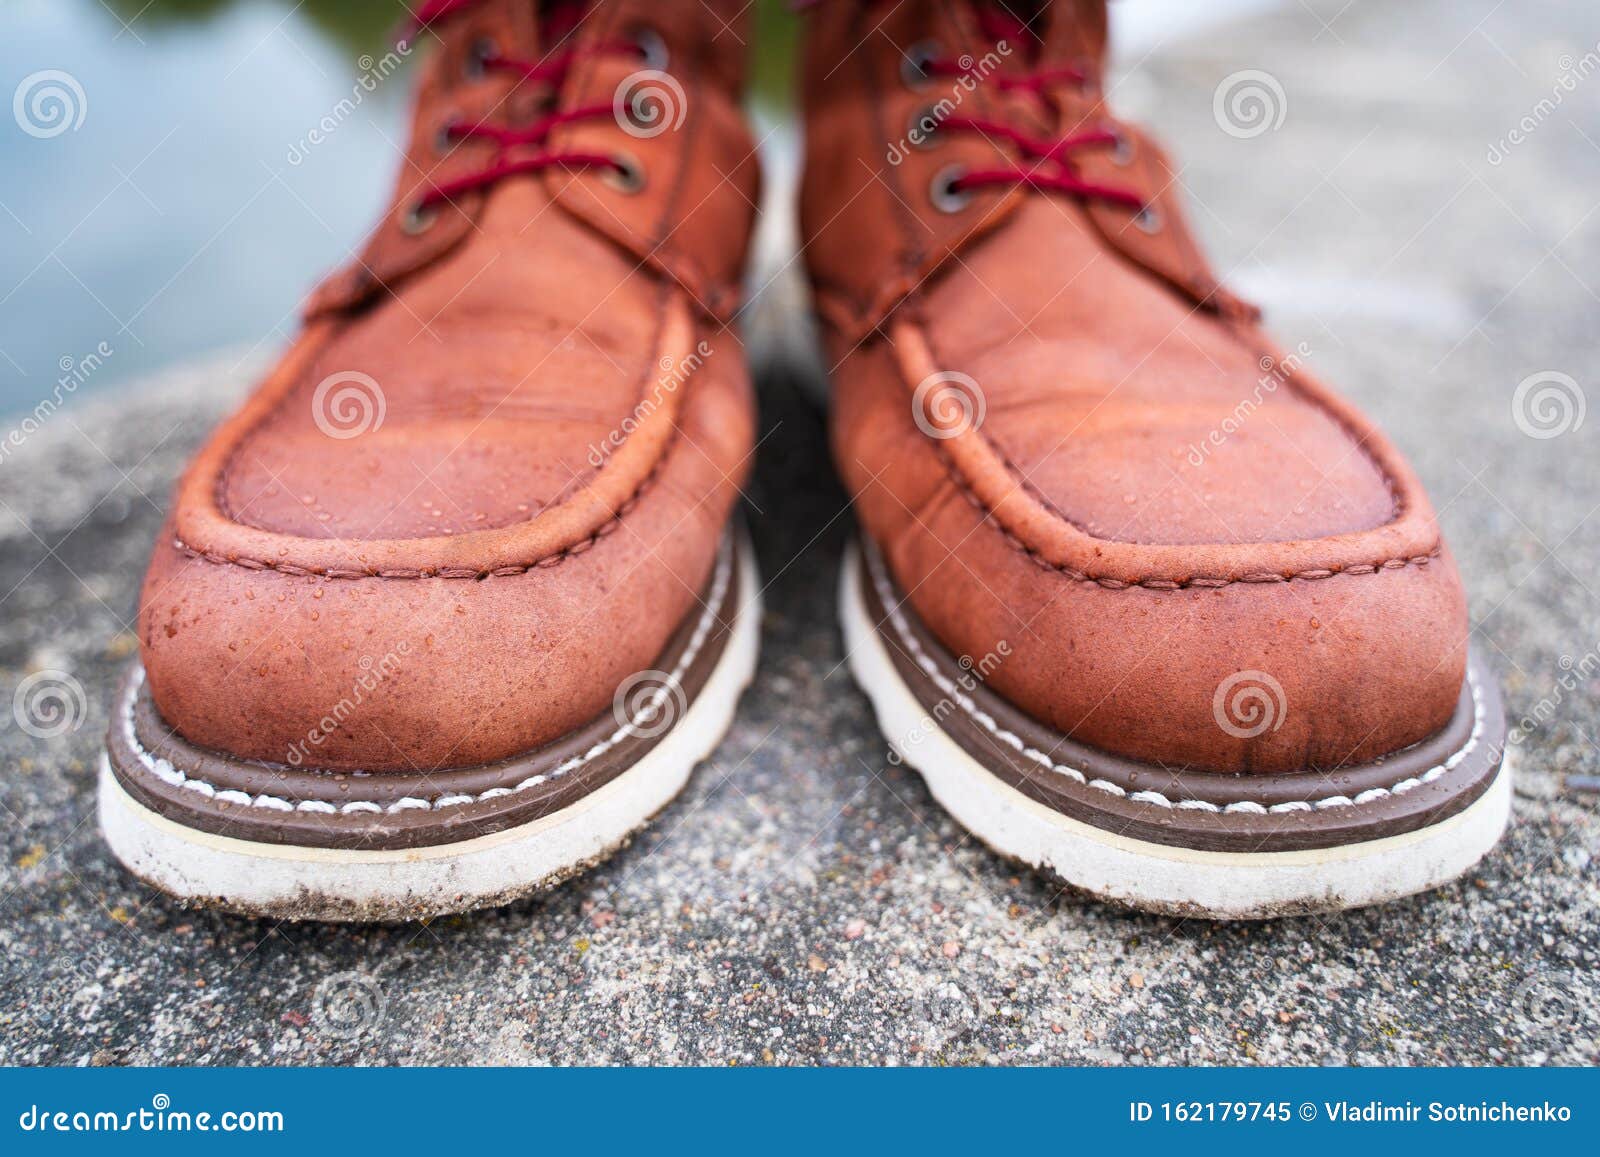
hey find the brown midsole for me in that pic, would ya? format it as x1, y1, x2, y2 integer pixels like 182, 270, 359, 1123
106, 538, 740, 852
858, 539, 1505, 854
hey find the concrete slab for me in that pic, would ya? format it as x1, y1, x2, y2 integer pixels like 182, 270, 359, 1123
0, 0, 1596, 1065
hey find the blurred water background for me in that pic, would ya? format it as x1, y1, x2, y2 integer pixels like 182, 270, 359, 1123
0, 0, 1285, 414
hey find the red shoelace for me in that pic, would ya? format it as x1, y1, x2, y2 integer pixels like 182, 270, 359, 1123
810, 0, 1149, 218
401, 0, 650, 220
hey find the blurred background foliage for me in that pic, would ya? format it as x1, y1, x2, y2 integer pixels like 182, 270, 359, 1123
0, 0, 800, 411
98, 0, 802, 107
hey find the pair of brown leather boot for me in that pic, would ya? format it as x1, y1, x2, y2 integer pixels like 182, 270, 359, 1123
101, 0, 1508, 922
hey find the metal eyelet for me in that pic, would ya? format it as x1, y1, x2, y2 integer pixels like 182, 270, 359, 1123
464, 36, 498, 80
631, 27, 670, 70
1134, 205, 1163, 234
1109, 126, 1134, 166
907, 106, 943, 150
929, 164, 973, 213
618, 95, 657, 134
400, 203, 438, 235
603, 152, 647, 195
901, 41, 940, 89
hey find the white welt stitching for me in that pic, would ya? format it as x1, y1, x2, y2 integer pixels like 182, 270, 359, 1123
119, 538, 735, 818
865, 545, 1484, 815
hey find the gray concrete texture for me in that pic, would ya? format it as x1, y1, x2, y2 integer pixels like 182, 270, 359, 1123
1, 0, 1597, 1064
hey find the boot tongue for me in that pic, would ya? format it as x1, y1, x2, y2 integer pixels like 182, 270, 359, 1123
403, 0, 582, 56
974, 0, 1037, 51
1035, 0, 1110, 71
541, 0, 587, 43
971, 0, 1108, 71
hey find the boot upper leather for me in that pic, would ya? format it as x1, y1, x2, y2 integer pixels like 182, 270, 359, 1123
138, 0, 758, 772
804, 0, 1468, 774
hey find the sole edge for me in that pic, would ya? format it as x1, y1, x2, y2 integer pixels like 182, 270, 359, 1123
98, 536, 763, 923
839, 543, 1511, 920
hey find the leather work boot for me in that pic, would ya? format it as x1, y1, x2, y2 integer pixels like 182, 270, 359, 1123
100, 0, 762, 920
804, 0, 1508, 917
